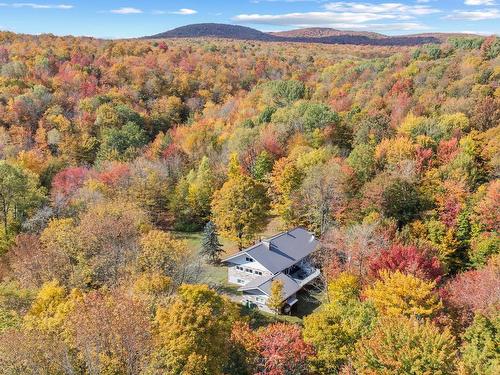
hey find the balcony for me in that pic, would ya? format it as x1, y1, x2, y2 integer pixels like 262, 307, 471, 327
289, 266, 321, 287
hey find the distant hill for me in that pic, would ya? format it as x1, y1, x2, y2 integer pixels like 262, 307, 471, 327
269, 27, 385, 40
145, 23, 477, 46
149, 23, 275, 41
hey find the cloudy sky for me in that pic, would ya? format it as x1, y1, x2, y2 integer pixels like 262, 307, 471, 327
0, 1, 498, 38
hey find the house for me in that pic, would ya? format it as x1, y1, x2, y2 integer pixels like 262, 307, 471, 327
223, 227, 321, 313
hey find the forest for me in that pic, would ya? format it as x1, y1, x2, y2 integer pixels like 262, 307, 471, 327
0, 30, 498, 374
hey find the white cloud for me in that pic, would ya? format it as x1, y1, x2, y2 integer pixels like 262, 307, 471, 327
323, 2, 439, 16
464, 1, 496, 5
234, 12, 402, 25
233, 2, 439, 29
446, 8, 500, 20
110, 7, 143, 15
461, 30, 497, 35
7, 3, 73, 9
170, 8, 197, 15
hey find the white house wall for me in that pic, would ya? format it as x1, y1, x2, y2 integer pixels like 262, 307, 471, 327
227, 254, 274, 285
228, 264, 272, 285
242, 290, 273, 313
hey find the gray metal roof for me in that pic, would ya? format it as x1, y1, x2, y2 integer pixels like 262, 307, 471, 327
239, 272, 302, 300
224, 227, 318, 274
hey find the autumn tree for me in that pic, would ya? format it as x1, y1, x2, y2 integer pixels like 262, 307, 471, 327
364, 270, 442, 318
304, 274, 377, 373
295, 159, 345, 235
65, 290, 152, 374
369, 244, 443, 282
149, 284, 238, 375
443, 263, 500, 318
211, 154, 268, 249
270, 156, 304, 226
76, 200, 149, 287
354, 316, 458, 374
138, 229, 198, 288
226, 322, 260, 375
267, 279, 284, 314
256, 323, 314, 375
318, 222, 390, 281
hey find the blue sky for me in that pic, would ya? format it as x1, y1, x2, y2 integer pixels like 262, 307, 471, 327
0, 1, 498, 38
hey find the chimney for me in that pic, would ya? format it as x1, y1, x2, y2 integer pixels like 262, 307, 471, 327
262, 239, 270, 249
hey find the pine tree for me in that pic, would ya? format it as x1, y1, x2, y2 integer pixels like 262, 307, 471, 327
201, 221, 224, 264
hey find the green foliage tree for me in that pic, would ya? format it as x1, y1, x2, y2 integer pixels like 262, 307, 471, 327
170, 156, 215, 230
382, 179, 422, 227
0, 161, 45, 237
460, 312, 500, 375
265, 79, 306, 107
347, 143, 376, 184
97, 121, 148, 161
252, 150, 274, 181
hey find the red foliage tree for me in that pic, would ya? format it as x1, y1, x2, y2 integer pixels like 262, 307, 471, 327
97, 162, 130, 187
442, 262, 500, 318
51, 166, 91, 205
437, 138, 459, 165
256, 323, 314, 375
369, 244, 444, 282
474, 180, 500, 232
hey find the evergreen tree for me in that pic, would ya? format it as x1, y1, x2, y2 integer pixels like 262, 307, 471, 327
201, 221, 224, 264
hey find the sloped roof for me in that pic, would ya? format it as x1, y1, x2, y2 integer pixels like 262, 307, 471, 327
239, 272, 302, 300
224, 227, 318, 274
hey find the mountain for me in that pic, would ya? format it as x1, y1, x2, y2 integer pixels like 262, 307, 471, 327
145, 23, 449, 46
269, 27, 385, 40
149, 23, 275, 41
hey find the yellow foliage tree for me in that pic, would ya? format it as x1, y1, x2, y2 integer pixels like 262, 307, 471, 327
24, 280, 81, 334
375, 137, 416, 166
137, 230, 193, 287
211, 154, 268, 249
267, 279, 284, 314
149, 284, 238, 375
327, 272, 360, 303
354, 316, 457, 374
364, 270, 442, 318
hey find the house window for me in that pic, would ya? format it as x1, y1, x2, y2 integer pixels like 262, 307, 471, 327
236, 279, 245, 284
236, 266, 244, 271
256, 271, 263, 275
256, 296, 265, 303
245, 257, 253, 262
245, 268, 253, 273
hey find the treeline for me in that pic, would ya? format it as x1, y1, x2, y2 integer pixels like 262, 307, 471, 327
0, 32, 498, 374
